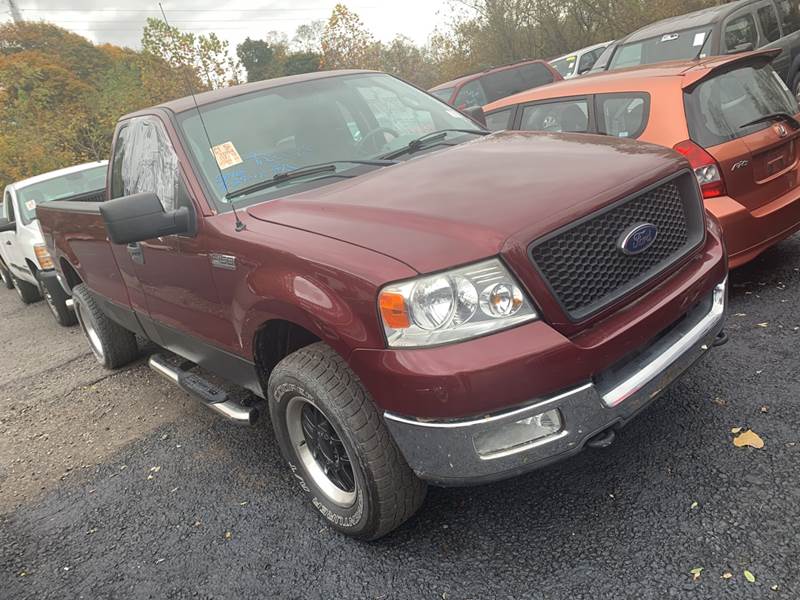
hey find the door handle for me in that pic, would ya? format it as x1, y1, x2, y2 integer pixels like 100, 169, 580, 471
127, 242, 144, 265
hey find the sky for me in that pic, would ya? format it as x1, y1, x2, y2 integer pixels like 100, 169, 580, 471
1, 0, 452, 50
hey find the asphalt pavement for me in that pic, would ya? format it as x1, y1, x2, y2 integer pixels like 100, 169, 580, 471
2, 236, 799, 599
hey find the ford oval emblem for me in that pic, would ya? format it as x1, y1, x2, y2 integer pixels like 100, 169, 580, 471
618, 223, 658, 256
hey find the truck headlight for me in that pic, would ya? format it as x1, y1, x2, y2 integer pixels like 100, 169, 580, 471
34, 244, 54, 270
378, 258, 537, 348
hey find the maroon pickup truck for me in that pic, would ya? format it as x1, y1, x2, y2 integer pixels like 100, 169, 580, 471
37, 70, 728, 540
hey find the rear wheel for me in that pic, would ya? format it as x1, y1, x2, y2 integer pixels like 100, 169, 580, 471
0, 263, 13, 290
268, 342, 426, 540
72, 283, 139, 368
11, 274, 41, 304
37, 273, 77, 327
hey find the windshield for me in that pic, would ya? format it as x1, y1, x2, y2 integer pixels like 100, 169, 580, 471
16, 165, 107, 224
685, 63, 799, 147
430, 87, 455, 102
610, 28, 710, 69
178, 73, 481, 209
550, 56, 577, 77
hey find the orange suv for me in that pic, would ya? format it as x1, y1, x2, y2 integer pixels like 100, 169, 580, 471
483, 50, 800, 268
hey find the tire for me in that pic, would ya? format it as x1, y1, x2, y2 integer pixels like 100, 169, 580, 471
0, 262, 13, 290
268, 342, 426, 540
72, 283, 139, 368
37, 273, 77, 327
11, 274, 41, 304
792, 72, 800, 102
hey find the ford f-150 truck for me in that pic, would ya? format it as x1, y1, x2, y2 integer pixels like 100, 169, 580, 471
0, 161, 107, 325
37, 70, 728, 540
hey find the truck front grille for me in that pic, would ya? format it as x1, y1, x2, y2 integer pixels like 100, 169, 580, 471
529, 172, 704, 321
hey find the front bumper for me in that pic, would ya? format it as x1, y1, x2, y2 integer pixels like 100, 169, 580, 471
384, 278, 727, 486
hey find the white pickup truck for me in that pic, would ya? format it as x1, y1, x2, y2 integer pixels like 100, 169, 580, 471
0, 161, 107, 325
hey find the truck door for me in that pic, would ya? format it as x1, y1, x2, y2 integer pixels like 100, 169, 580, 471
109, 115, 227, 359
0, 189, 24, 277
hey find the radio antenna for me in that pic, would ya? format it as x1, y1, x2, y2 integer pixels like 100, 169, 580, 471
158, 2, 246, 232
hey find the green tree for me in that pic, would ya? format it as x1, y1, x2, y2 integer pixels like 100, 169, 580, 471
321, 4, 380, 70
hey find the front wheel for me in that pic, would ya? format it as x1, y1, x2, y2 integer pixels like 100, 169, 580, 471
37, 272, 77, 327
0, 262, 13, 290
72, 283, 139, 368
268, 342, 426, 540
11, 274, 41, 304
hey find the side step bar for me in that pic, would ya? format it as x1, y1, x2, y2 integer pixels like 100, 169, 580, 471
148, 354, 259, 425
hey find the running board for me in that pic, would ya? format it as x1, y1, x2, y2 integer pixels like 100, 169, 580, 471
148, 354, 259, 425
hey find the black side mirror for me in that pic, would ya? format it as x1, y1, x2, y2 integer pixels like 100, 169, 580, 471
0, 218, 15, 233
462, 105, 487, 128
99, 192, 195, 245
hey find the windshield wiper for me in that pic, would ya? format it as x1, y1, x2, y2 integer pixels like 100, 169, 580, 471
225, 159, 396, 201
378, 129, 489, 160
739, 112, 800, 131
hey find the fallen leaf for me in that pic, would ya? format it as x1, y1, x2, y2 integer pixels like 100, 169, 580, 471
690, 567, 703, 581
712, 397, 728, 407
733, 313, 747, 317
756, 322, 769, 328
224, 531, 232, 540
690, 501, 699, 510
731, 427, 743, 434
744, 570, 756, 583
760, 405, 769, 413
771, 584, 779, 591
149, 466, 161, 473
733, 430, 765, 449
721, 572, 733, 579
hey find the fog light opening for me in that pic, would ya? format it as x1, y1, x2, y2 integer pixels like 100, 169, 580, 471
473, 409, 563, 458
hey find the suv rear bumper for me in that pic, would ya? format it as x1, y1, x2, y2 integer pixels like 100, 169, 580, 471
383, 278, 727, 486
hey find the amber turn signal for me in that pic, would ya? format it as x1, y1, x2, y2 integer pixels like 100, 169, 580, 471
34, 244, 54, 270
379, 290, 410, 329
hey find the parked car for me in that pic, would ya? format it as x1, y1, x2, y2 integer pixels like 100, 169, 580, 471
595, 0, 800, 94
0, 162, 107, 324
483, 50, 800, 268
550, 41, 613, 79
428, 59, 562, 108
38, 70, 727, 540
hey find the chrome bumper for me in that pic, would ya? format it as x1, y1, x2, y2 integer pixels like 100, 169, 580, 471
384, 278, 728, 486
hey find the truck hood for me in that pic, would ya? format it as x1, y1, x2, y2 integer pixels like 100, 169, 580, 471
246, 131, 688, 273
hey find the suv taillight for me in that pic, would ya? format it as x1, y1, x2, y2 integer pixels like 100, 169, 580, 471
673, 140, 726, 199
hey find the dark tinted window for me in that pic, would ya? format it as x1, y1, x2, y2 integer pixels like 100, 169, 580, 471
485, 108, 512, 131
778, 0, 800, 33
110, 126, 128, 200
758, 4, 782, 42
520, 99, 589, 133
578, 48, 603, 74
724, 14, 758, 51
598, 94, 649, 138
610, 28, 711, 69
481, 64, 554, 103
453, 80, 487, 108
430, 87, 455, 102
684, 64, 798, 147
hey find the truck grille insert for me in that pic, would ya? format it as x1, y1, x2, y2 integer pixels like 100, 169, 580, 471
529, 172, 704, 320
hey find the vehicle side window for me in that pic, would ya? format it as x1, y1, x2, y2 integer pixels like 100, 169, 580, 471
481, 65, 554, 104
519, 99, 590, 133
758, 4, 782, 42
430, 87, 455, 103
597, 94, 649, 138
724, 14, 758, 51
485, 108, 512, 132
4, 191, 14, 222
517, 64, 555, 89
453, 80, 487, 109
778, 0, 800, 33
112, 117, 184, 212
578, 51, 598, 74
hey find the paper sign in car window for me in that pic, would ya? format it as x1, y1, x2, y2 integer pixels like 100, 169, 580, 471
25, 200, 36, 211
211, 142, 243, 170
693, 32, 706, 47
661, 33, 680, 42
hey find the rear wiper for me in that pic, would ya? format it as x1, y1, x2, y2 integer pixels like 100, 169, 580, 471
225, 159, 396, 201
378, 129, 489, 160
739, 112, 800, 131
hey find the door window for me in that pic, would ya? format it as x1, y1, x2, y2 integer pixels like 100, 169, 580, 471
598, 94, 649, 138
520, 99, 590, 133
453, 80, 487, 109
724, 14, 758, 51
480, 64, 554, 104
778, 0, 800, 33
485, 108, 513, 131
111, 117, 182, 212
758, 4, 782, 42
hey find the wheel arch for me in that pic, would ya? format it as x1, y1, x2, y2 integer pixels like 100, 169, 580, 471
59, 258, 83, 291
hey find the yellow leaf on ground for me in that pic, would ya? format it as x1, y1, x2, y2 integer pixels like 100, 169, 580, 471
731, 427, 742, 434
690, 567, 703, 581
756, 322, 769, 327
744, 570, 756, 583
721, 572, 733, 579
733, 430, 765, 449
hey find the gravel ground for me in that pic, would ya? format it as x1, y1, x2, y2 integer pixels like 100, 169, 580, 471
1, 237, 800, 599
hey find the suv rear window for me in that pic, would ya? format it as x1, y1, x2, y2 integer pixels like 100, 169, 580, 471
684, 63, 799, 147
481, 63, 554, 103
610, 28, 711, 69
